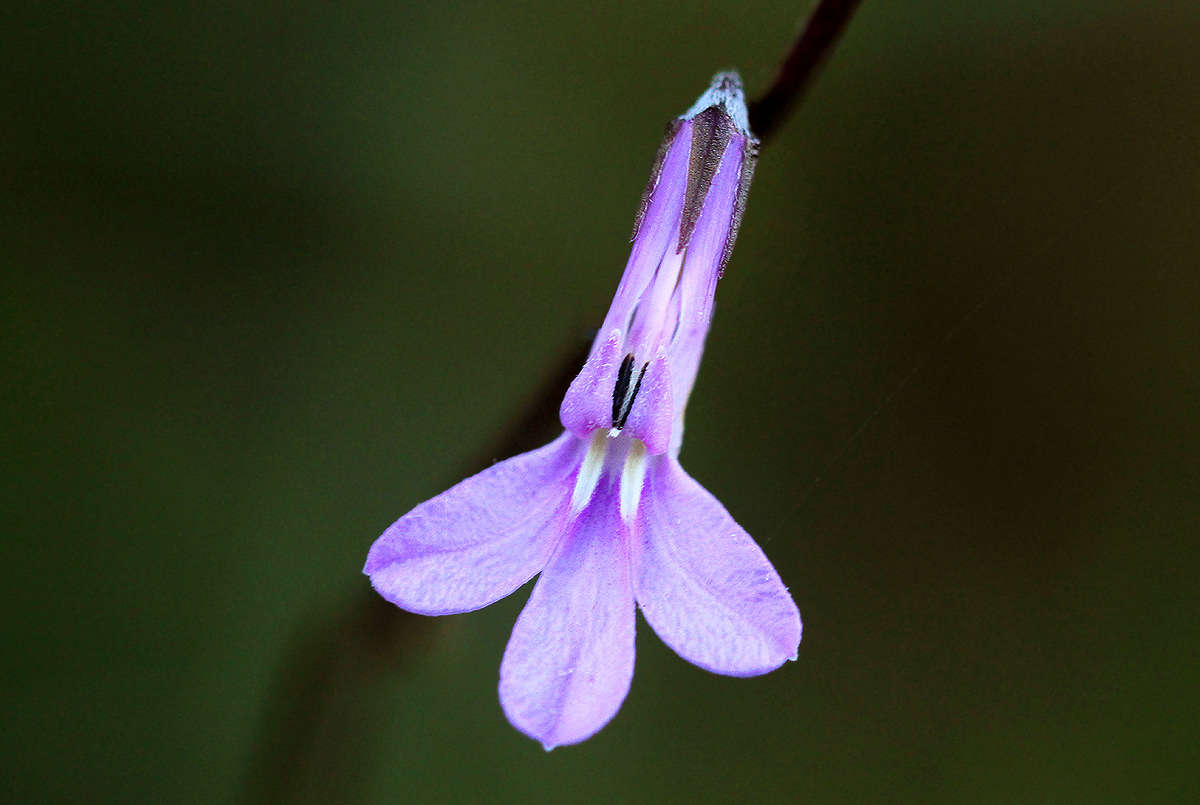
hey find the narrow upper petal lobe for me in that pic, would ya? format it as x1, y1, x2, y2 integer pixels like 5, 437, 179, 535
634, 457, 801, 676
364, 434, 582, 616
499, 480, 636, 749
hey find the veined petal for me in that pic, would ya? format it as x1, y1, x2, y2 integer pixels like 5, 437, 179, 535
634, 458, 801, 676
499, 481, 635, 749
679, 129, 745, 282
665, 135, 745, 412
622, 351, 673, 455
600, 122, 691, 339
364, 433, 582, 616
559, 329, 623, 439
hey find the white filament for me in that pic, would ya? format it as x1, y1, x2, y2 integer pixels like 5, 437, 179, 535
619, 439, 649, 522
570, 432, 608, 513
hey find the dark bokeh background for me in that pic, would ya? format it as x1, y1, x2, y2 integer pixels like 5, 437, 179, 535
5, 1, 1199, 802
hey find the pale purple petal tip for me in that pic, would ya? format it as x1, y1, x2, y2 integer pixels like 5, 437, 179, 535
364, 434, 582, 616
559, 330, 622, 438
499, 481, 636, 749
623, 351, 673, 455
634, 458, 802, 676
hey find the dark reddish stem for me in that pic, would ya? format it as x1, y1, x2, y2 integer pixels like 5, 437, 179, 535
241, 340, 587, 803
749, 0, 863, 144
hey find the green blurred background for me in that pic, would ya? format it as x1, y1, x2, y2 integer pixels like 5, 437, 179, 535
5, 1, 1199, 802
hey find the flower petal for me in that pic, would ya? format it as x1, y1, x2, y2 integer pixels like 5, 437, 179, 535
598, 122, 691, 339
499, 481, 635, 749
634, 457, 801, 676
622, 350, 673, 455
559, 329, 622, 440
364, 433, 582, 616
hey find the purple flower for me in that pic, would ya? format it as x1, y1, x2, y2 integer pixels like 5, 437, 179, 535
365, 73, 801, 749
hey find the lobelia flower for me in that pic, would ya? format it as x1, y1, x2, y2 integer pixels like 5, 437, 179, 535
364, 72, 801, 749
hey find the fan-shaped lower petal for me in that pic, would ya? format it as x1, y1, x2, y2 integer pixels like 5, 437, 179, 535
499, 481, 636, 749
634, 458, 801, 676
364, 433, 582, 615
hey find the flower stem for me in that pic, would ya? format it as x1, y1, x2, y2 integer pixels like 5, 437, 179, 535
241, 340, 588, 803
749, 0, 864, 144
